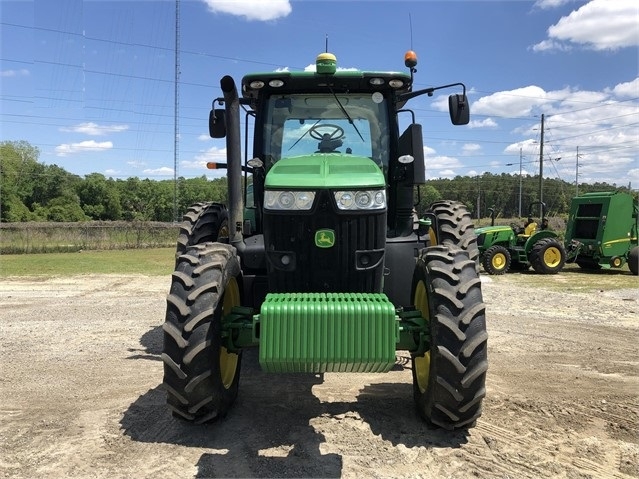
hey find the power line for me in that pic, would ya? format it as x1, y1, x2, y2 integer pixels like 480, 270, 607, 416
0, 22, 297, 71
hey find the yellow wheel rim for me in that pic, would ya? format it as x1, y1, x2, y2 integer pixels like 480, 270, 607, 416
220, 276, 240, 389
543, 246, 562, 268
413, 279, 431, 394
218, 222, 230, 242
491, 253, 507, 270
429, 228, 437, 246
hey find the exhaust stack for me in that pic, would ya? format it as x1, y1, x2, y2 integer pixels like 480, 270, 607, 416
220, 75, 245, 252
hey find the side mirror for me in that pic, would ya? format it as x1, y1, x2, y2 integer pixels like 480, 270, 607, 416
209, 109, 226, 138
448, 94, 470, 125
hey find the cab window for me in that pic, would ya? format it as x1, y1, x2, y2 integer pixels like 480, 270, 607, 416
263, 93, 389, 171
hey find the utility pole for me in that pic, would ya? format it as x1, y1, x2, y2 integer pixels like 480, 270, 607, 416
538, 113, 544, 204
173, 0, 181, 222
518, 147, 523, 217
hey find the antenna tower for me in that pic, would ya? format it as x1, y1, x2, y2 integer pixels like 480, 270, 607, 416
173, 0, 181, 222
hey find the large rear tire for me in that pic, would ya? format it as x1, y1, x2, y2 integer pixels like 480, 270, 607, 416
410, 245, 488, 430
162, 242, 242, 423
529, 237, 566, 274
176, 202, 229, 262
482, 245, 511, 275
426, 201, 480, 266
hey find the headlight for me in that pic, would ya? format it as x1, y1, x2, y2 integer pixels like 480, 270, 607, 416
264, 190, 315, 210
334, 190, 386, 210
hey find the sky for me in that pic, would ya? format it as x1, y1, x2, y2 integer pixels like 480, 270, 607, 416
1, 0, 638, 189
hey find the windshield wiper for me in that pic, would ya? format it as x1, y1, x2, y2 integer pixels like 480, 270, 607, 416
329, 86, 364, 142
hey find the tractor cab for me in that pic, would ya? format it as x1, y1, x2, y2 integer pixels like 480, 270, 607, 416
207, 51, 471, 306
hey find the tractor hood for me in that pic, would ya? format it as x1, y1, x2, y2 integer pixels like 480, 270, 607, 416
264, 154, 386, 189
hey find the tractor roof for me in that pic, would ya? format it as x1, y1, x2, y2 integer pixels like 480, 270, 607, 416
241, 52, 413, 100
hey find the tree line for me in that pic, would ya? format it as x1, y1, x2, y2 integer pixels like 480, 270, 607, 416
1, 140, 635, 223
413, 173, 635, 220
1, 141, 227, 222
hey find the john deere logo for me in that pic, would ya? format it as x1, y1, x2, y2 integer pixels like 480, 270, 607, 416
315, 229, 335, 248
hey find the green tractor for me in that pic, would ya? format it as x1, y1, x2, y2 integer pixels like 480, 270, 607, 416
162, 51, 488, 430
475, 202, 566, 275
565, 191, 638, 274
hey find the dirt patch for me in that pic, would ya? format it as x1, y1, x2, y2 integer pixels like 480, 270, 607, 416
1, 271, 637, 478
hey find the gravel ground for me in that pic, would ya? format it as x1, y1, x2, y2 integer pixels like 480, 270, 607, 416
0, 269, 637, 478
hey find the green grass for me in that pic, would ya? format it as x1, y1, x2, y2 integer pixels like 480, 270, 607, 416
0, 222, 178, 254
2, 247, 636, 294
0, 248, 175, 276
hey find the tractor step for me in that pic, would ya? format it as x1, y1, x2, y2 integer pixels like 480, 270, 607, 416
258, 292, 398, 373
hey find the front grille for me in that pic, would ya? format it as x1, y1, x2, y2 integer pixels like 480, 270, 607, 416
263, 190, 386, 293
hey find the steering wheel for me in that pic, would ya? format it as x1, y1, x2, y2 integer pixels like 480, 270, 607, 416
308, 123, 345, 141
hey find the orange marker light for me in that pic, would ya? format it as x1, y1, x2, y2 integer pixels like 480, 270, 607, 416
404, 50, 418, 68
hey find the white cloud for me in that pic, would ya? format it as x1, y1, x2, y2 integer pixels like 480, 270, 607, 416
531, 39, 572, 52
532, 0, 639, 51
471, 86, 552, 117
533, 0, 572, 9
504, 139, 540, 157
142, 167, 174, 176
462, 143, 482, 153
127, 160, 147, 168
182, 146, 228, 169
178, 146, 229, 178
202, 0, 291, 21
424, 153, 464, 180
610, 78, 639, 99
468, 118, 498, 129
1, 69, 30, 77
431, 168, 457, 180
422, 145, 436, 156
304, 63, 359, 73
427, 77, 637, 185
495, 81, 639, 186
429, 95, 450, 112
55, 140, 113, 156
60, 122, 129, 136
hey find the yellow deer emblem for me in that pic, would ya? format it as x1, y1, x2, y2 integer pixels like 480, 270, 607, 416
315, 229, 335, 248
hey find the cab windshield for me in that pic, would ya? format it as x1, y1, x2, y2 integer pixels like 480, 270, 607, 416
262, 93, 390, 170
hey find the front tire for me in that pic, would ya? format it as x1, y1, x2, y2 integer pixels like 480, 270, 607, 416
162, 242, 242, 423
482, 245, 511, 275
410, 245, 488, 430
529, 237, 566, 274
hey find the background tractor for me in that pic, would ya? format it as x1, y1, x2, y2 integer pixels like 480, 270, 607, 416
162, 51, 488, 430
475, 202, 566, 275
564, 191, 638, 275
